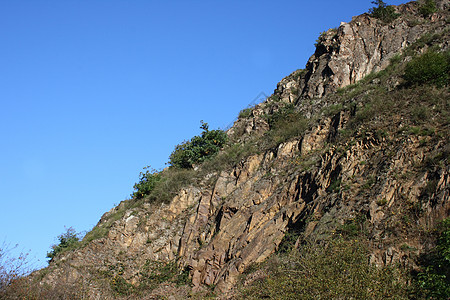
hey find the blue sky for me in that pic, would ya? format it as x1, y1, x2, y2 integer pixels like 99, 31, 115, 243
0, 0, 405, 268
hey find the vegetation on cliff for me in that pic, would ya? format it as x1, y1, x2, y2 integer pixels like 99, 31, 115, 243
169, 121, 228, 169
415, 218, 450, 299
1, 0, 449, 299
369, 0, 401, 23
235, 27, 449, 298
46, 227, 80, 262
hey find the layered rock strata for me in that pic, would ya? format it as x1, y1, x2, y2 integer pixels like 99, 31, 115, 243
40, 1, 449, 298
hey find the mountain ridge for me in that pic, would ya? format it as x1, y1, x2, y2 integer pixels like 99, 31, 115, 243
3, 1, 449, 299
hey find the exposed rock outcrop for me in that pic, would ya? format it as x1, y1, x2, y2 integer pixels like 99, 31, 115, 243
36, 1, 449, 298
232, 0, 449, 139
289, 0, 449, 100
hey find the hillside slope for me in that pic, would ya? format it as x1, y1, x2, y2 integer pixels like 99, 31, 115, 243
3, 1, 449, 299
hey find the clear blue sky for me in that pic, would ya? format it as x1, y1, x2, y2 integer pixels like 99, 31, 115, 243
0, 0, 405, 269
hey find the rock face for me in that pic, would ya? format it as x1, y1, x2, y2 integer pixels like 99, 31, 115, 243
275, 0, 449, 100
39, 1, 449, 298
231, 0, 449, 138
45, 110, 449, 296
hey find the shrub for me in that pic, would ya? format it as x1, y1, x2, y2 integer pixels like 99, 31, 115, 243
138, 260, 190, 291
415, 218, 450, 299
1, 243, 86, 298
169, 122, 228, 169
240, 238, 409, 299
369, 0, 400, 23
315, 28, 338, 47
0, 243, 31, 294
201, 141, 257, 173
145, 167, 196, 203
46, 227, 80, 262
261, 104, 308, 149
238, 108, 253, 119
419, 0, 437, 18
337, 214, 369, 238
315, 31, 328, 47
403, 50, 449, 87
405, 32, 447, 57
132, 167, 162, 199
1, 277, 85, 299
322, 103, 344, 116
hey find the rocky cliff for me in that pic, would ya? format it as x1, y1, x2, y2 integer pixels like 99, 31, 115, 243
22, 1, 450, 299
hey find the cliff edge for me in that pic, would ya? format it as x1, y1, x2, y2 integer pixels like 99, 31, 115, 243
9, 1, 449, 299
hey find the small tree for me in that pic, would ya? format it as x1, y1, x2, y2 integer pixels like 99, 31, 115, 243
369, 0, 400, 23
0, 243, 30, 290
132, 167, 162, 199
46, 227, 80, 262
169, 121, 228, 169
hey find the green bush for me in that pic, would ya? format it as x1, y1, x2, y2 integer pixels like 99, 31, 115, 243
415, 218, 450, 299
240, 238, 409, 299
403, 50, 449, 87
46, 227, 80, 262
169, 122, 228, 169
238, 108, 253, 119
419, 0, 437, 18
132, 167, 162, 199
369, 0, 400, 23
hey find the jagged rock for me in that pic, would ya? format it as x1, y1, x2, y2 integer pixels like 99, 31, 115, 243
235, 0, 449, 140
300, 0, 448, 99
35, 1, 450, 298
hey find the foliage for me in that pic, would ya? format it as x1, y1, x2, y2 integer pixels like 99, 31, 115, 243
46, 227, 80, 262
136, 260, 190, 292
91, 167, 198, 243
146, 167, 197, 203
404, 30, 448, 57
419, 0, 437, 18
415, 218, 450, 299
369, 0, 400, 23
201, 141, 257, 173
337, 214, 369, 238
240, 238, 409, 299
322, 103, 344, 117
1, 242, 86, 299
262, 104, 308, 149
132, 167, 162, 199
403, 50, 449, 88
269, 94, 281, 102
111, 275, 133, 296
0, 277, 85, 300
100, 259, 191, 297
326, 178, 342, 193
169, 121, 228, 169
0, 243, 31, 293
315, 28, 337, 47
238, 107, 253, 119
81, 201, 133, 244
315, 31, 328, 47
293, 68, 307, 81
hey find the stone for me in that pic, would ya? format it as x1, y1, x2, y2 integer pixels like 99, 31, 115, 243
36, 2, 450, 298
